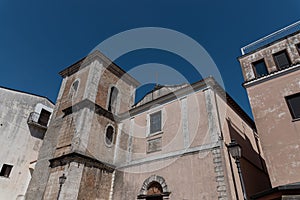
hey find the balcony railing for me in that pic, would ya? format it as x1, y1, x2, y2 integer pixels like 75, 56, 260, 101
27, 112, 48, 129
241, 20, 300, 55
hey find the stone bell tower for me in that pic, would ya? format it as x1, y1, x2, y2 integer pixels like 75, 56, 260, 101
25, 50, 139, 200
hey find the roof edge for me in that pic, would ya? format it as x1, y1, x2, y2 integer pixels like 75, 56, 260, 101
59, 50, 140, 87
238, 30, 300, 59
0, 86, 55, 105
251, 182, 300, 199
120, 77, 255, 128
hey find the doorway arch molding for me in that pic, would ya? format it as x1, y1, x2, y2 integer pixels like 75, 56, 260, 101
137, 175, 171, 199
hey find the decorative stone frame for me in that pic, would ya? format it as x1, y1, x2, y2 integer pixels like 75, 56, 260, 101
137, 175, 171, 199
146, 109, 164, 137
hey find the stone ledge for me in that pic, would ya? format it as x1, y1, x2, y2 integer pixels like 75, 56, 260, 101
49, 151, 115, 172
62, 98, 120, 122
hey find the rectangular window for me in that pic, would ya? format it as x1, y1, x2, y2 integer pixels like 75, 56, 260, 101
297, 43, 300, 54
253, 59, 268, 77
273, 50, 290, 70
150, 111, 162, 134
0, 164, 13, 178
286, 93, 300, 120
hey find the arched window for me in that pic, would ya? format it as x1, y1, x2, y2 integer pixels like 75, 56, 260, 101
69, 79, 80, 99
108, 86, 119, 113
105, 125, 114, 146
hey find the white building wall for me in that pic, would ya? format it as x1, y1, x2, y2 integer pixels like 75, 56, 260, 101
0, 87, 54, 200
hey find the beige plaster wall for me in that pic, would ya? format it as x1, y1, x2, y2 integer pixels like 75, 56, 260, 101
246, 70, 300, 187
113, 150, 218, 200
115, 89, 211, 165
0, 88, 53, 200
216, 92, 271, 198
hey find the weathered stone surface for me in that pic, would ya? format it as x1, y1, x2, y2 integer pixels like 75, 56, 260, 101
0, 87, 54, 200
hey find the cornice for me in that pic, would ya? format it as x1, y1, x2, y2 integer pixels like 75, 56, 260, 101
62, 98, 120, 122
49, 151, 115, 172
243, 64, 300, 88
59, 50, 140, 87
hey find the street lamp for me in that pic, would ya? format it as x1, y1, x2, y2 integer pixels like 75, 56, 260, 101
57, 173, 67, 200
227, 140, 247, 200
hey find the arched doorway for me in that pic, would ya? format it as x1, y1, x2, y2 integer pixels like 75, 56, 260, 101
146, 181, 163, 200
137, 175, 170, 200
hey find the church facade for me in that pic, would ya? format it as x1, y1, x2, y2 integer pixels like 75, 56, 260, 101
25, 51, 270, 200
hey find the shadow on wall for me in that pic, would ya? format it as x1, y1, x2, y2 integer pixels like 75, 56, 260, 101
28, 126, 46, 140
16, 195, 25, 200
226, 119, 272, 198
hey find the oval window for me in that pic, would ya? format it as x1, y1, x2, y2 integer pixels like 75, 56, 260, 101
105, 125, 114, 146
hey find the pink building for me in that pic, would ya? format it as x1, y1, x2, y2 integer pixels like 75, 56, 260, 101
239, 22, 300, 199
26, 50, 270, 199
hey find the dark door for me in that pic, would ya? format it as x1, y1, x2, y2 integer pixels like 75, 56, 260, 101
38, 109, 51, 126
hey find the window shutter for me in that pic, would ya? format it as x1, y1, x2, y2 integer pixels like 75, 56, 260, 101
274, 51, 290, 69
150, 111, 161, 134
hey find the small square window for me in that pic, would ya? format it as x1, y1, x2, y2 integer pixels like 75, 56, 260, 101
252, 59, 268, 77
273, 50, 291, 70
150, 111, 162, 134
0, 164, 13, 178
286, 93, 300, 120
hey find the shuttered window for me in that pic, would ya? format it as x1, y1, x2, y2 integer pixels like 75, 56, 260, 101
150, 111, 162, 134
273, 51, 290, 70
286, 93, 300, 120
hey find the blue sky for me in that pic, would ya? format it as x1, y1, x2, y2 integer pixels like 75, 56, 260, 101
0, 0, 299, 117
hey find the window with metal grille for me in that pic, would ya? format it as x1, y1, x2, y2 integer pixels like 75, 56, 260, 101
286, 93, 300, 120
150, 111, 162, 134
273, 50, 290, 70
252, 59, 268, 77
0, 164, 13, 178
